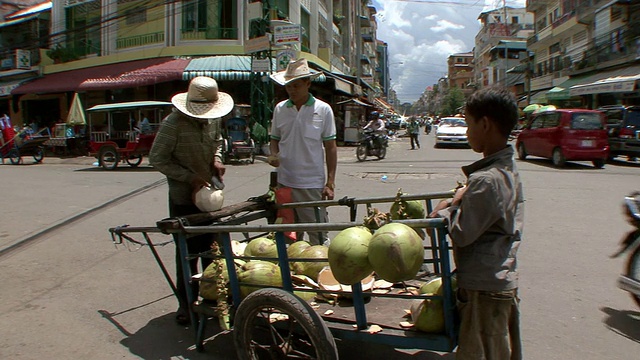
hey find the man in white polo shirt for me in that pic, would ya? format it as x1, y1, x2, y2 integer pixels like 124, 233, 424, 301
268, 59, 337, 246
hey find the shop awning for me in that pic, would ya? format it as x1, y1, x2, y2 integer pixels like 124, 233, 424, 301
183, 55, 326, 82
374, 98, 394, 111
0, 78, 32, 97
546, 75, 592, 101
336, 98, 371, 107
529, 90, 548, 104
0, 14, 39, 29
570, 65, 640, 96
12, 57, 187, 95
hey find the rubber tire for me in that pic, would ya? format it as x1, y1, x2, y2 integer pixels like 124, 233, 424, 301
552, 148, 566, 167
8, 149, 21, 165
99, 146, 120, 170
233, 288, 338, 360
592, 159, 605, 169
625, 247, 640, 307
33, 146, 44, 163
377, 146, 387, 159
126, 154, 143, 167
356, 144, 367, 162
517, 142, 527, 160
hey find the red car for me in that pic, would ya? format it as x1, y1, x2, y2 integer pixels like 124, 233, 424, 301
516, 109, 609, 168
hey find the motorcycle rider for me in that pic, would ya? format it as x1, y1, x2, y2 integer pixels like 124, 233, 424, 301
363, 111, 387, 147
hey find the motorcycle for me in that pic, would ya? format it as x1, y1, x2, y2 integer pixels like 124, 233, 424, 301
612, 192, 640, 307
356, 128, 388, 162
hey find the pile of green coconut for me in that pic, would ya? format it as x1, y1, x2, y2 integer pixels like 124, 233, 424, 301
198, 190, 454, 334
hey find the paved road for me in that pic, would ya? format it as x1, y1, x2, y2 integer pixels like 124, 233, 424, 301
1, 133, 639, 359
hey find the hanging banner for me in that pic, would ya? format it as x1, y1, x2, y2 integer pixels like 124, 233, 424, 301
276, 49, 296, 71
273, 24, 301, 46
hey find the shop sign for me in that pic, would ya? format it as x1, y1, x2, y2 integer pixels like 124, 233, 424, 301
273, 24, 301, 46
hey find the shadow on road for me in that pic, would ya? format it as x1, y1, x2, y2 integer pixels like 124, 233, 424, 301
103, 307, 457, 359
601, 306, 640, 343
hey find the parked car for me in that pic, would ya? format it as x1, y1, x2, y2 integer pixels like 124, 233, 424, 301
434, 117, 468, 147
596, 105, 640, 161
516, 109, 609, 168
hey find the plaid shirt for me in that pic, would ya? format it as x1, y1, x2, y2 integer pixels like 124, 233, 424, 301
149, 109, 223, 205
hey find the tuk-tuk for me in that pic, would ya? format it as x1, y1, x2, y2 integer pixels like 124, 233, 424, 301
222, 104, 255, 164
86, 101, 172, 170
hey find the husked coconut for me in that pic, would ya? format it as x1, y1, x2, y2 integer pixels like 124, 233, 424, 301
328, 226, 373, 285
368, 223, 424, 283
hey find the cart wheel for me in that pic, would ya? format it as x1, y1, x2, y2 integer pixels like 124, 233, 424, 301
233, 288, 338, 360
356, 144, 367, 162
99, 146, 120, 170
33, 146, 45, 163
126, 154, 143, 167
8, 149, 21, 165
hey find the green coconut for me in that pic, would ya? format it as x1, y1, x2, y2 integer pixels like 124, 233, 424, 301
390, 195, 426, 220
244, 237, 278, 262
328, 226, 374, 285
199, 259, 230, 301
367, 223, 424, 283
410, 298, 445, 333
237, 261, 283, 298
287, 241, 311, 259
292, 245, 329, 282
419, 276, 457, 296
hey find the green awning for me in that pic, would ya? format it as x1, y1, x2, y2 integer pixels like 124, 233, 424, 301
546, 75, 592, 100
182, 55, 325, 82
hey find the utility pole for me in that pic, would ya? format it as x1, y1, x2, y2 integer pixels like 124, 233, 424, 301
249, 1, 275, 147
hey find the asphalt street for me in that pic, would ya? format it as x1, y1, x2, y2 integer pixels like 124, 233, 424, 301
1, 132, 639, 359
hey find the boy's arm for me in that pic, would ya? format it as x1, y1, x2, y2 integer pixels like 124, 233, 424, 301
437, 176, 501, 248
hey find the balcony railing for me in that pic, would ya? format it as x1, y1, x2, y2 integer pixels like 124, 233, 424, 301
116, 32, 164, 49
573, 27, 640, 71
181, 27, 238, 41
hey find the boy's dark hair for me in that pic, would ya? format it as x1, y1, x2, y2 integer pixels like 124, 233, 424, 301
465, 86, 518, 138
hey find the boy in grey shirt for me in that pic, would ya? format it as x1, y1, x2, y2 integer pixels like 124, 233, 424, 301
429, 86, 523, 359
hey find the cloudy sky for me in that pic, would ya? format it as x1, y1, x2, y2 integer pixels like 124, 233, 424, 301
372, 0, 526, 103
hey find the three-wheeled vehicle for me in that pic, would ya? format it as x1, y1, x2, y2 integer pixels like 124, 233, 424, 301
86, 101, 172, 170
222, 104, 255, 164
1, 126, 50, 165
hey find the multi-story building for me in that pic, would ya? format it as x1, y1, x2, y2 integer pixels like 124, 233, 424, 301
447, 51, 474, 98
527, 0, 640, 108
474, 6, 534, 88
0, 0, 51, 117
1, 0, 385, 132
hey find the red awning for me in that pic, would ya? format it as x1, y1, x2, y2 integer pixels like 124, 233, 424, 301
12, 58, 189, 95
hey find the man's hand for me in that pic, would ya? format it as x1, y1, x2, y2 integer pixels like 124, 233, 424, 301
322, 185, 335, 200
213, 159, 226, 180
427, 186, 467, 217
451, 185, 467, 206
267, 154, 280, 167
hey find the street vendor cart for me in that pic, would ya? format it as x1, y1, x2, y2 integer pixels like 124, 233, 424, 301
109, 184, 458, 358
1, 126, 50, 165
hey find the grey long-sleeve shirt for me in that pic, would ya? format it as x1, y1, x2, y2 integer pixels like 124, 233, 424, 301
437, 146, 524, 292
149, 109, 223, 205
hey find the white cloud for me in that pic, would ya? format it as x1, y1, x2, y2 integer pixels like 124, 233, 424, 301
372, 0, 527, 102
431, 19, 465, 33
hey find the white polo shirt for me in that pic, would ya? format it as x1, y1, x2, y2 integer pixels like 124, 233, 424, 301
270, 94, 336, 189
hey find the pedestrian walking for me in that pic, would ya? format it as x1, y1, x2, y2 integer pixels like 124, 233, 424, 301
428, 86, 523, 360
267, 58, 337, 246
407, 116, 420, 149
149, 76, 234, 325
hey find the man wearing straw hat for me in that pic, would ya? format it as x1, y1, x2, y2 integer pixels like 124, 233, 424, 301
268, 58, 337, 246
149, 76, 234, 325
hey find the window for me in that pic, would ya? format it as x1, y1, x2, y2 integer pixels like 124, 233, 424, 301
571, 113, 603, 130
544, 113, 560, 128
65, 0, 101, 57
530, 116, 544, 129
301, 7, 310, 51
125, 9, 146, 25
512, 16, 519, 24
182, 0, 237, 39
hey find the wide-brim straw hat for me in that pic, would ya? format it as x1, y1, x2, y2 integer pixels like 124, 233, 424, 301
171, 76, 234, 119
270, 58, 322, 86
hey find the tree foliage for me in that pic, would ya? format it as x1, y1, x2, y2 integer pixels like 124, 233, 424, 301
439, 87, 465, 117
